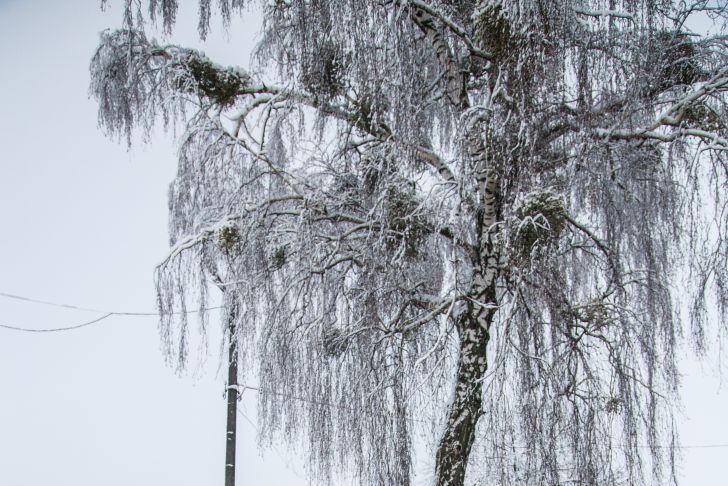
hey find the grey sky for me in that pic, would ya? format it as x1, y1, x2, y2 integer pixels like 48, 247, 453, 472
0, 1, 726, 485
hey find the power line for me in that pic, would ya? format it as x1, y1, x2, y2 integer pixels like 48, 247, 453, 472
0, 313, 114, 333
672, 443, 728, 449
0, 291, 122, 314
0, 290, 224, 333
0, 290, 223, 315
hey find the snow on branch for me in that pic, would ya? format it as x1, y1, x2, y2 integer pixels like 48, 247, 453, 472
573, 8, 635, 20
595, 126, 728, 148
595, 67, 728, 148
90, 29, 253, 144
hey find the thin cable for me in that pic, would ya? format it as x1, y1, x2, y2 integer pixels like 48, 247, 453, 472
0, 290, 226, 332
0, 313, 113, 333
0, 291, 109, 313
0, 290, 223, 316
668, 443, 728, 449
0, 292, 224, 332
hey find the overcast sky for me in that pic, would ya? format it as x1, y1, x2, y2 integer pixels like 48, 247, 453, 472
0, 1, 726, 485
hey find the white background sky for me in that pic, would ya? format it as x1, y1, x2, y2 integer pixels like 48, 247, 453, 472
0, 1, 726, 485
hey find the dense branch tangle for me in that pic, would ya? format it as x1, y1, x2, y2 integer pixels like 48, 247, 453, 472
92, 1, 728, 485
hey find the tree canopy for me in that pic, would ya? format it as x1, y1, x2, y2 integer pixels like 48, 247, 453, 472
91, 1, 728, 485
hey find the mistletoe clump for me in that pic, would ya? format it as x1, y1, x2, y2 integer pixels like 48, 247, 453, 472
649, 31, 708, 92
383, 188, 429, 259
217, 223, 241, 254
270, 246, 287, 270
320, 327, 347, 358
683, 102, 724, 131
175, 53, 248, 106
574, 300, 612, 327
473, 2, 512, 60
512, 191, 567, 259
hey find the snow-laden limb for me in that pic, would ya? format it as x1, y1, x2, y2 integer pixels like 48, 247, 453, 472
595, 126, 728, 148
90, 29, 253, 144
573, 8, 635, 20
594, 66, 728, 149
657, 67, 728, 120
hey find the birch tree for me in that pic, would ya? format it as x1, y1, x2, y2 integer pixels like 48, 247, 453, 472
91, 1, 728, 485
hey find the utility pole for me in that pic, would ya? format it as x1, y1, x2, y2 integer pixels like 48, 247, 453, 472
225, 300, 239, 486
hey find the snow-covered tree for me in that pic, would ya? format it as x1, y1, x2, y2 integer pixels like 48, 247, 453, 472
91, 1, 728, 485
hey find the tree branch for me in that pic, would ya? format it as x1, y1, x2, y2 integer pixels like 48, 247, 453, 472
408, 0, 493, 60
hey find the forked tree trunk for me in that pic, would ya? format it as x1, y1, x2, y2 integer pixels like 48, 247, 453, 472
225, 308, 239, 486
434, 280, 496, 486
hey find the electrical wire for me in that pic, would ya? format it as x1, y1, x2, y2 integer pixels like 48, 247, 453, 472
0, 313, 114, 333
0, 291, 111, 313
0, 290, 223, 315
0, 290, 223, 332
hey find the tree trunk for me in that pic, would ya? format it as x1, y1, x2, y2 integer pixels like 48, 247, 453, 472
393, 363, 412, 486
435, 280, 496, 486
225, 310, 239, 486
434, 113, 502, 484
